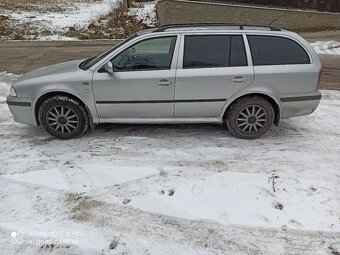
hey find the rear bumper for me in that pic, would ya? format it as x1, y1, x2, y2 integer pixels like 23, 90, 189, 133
280, 91, 322, 118
6, 96, 37, 126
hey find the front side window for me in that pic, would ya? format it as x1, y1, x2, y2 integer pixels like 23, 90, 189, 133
111, 36, 177, 71
80, 34, 138, 70
248, 35, 310, 66
183, 35, 247, 69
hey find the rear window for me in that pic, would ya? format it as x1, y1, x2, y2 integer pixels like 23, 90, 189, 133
183, 35, 247, 69
248, 35, 310, 66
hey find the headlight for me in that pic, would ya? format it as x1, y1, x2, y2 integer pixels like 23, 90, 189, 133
9, 87, 17, 97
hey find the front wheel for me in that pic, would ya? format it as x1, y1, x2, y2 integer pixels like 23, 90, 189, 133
39, 95, 88, 139
226, 96, 274, 139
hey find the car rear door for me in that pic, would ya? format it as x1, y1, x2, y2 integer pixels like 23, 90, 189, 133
174, 33, 254, 117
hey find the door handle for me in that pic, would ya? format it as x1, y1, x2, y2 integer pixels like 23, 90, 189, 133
157, 79, 172, 86
232, 76, 247, 83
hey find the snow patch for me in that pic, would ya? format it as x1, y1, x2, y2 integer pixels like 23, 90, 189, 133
129, 4, 157, 26
0, 85, 9, 103
311, 40, 340, 55
7, 0, 117, 31
0, 72, 21, 102
3, 169, 69, 191
37, 35, 79, 41
77, 163, 159, 187
131, 171, 339, 232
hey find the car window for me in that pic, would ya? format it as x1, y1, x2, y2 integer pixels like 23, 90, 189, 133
183, 35, 247, 69
230, 36, 248, 67
81, 34, 138, 70
111, 36, 177, 71
247, 35, 310, 66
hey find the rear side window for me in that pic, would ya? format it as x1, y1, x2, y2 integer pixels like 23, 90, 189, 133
248, 35, 310, 66
183, 35, 247, 69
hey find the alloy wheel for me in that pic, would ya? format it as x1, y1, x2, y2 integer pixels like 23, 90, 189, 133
46, 106, 79, 134
236, 105, 268, 134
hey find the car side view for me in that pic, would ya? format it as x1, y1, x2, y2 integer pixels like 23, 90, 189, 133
7, 23, 322, 139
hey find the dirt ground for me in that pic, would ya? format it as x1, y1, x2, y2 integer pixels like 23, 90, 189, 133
301, 30, 340, 90
0, 31, 339, 90
0, 40, 118, 74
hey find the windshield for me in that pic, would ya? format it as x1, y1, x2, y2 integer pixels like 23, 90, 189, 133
80, 34, 138, 70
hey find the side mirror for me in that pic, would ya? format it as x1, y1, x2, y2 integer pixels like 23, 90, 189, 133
104, 61, 114, 73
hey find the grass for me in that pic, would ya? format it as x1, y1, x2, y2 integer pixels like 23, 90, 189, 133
0, 0, 66, 12
0, 0, 92, 3
0, 0, 94, 12
0, 15, 41, 39
0, 14, 54, 39
0, 0, 157, 40
0, 0, 52, 3
0, 0, 91, 40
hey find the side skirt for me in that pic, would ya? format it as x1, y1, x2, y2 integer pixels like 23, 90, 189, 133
98, 117, 223, 125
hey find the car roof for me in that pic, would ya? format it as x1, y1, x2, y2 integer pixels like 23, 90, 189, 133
137, 23, 284, 35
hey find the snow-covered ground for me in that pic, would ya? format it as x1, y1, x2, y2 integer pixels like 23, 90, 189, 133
0, 0, 156, 40
0, 0, 116, 40
0, 72, 339, 254
9, 0, 116, 31
311, 41, 340, 55
129, 4, 157, 26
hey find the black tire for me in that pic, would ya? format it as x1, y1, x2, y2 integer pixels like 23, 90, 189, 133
38, 95, 88, 139
226, 96, 274, 139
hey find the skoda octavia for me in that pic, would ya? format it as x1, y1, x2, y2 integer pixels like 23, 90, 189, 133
7, 24, 322, 139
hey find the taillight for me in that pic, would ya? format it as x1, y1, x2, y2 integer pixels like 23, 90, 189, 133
317, 69, 323, 90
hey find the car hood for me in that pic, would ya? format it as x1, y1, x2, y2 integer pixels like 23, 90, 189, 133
17, 59, 84, 82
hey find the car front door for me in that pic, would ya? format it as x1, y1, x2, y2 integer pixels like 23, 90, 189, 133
92, 35, 179, 119
174, 34, 254, 117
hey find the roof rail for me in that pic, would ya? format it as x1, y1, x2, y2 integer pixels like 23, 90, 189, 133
153, 23, 281, 32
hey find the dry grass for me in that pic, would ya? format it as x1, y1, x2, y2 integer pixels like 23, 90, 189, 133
0, 15, 42, 39
0, 0, 92, 39
0, 0, 65, 12
64, 0, 156, 39
0, 0, 157, 40
0, 0, 52, 3
0, 0, 93, 12
0, 14, 54, 40
0, 0, 92, 3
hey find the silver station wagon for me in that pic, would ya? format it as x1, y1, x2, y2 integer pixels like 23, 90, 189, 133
7, 23, 322, 139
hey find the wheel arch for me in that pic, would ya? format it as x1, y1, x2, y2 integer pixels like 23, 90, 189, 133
223, 93, 280, 126
34, 91, 93, 127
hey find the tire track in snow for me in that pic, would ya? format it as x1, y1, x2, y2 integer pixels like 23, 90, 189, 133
0, 176, 64, 194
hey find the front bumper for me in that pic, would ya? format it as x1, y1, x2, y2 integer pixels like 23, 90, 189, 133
6, 96, 37, 126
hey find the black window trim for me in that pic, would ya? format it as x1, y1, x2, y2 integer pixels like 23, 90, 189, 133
99, 35, 178, 73
246, 34, 312, 66
182, 34, 248, 70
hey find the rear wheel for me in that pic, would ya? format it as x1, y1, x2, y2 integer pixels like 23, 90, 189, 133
226, 96, 274, 139
39, 95, 88, 139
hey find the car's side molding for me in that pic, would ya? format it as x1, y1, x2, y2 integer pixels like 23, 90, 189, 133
280, 95, 322, 102
6, 100, 31, 107
96, 98, 228, 104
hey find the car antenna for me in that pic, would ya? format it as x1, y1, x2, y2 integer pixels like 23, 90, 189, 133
268, 11, 287, 26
